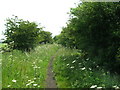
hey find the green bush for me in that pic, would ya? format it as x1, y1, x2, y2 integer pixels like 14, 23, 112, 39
56, 2, 120, 74
4, 16, 43, 51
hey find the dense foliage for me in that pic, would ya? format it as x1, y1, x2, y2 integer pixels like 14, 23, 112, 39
39, 31, 53, 44
56, 2, 120, 74
53, 47, 120, 88
4, 16, 53, 51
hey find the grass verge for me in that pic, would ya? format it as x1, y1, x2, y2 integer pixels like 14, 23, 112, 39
2, 44, 60, 88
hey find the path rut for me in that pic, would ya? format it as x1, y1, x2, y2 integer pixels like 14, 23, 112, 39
45, 54, 57, 88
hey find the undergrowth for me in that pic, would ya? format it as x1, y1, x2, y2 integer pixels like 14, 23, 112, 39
2, 44, 60, 88
53, 46, 120, 89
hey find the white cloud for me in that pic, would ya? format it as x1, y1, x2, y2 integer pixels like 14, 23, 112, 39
0, 0, 80, 40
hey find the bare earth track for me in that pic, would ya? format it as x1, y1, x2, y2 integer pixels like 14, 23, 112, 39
45, 53, 58, 88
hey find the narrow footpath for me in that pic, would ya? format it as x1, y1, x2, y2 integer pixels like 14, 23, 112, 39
45, 53, 58, 88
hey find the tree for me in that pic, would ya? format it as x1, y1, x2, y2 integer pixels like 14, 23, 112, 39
57, 2, 120, 74
39, 31, 53, 44
4, 16, 43, 51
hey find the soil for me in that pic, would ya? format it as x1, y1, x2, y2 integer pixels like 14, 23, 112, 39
45, 54, 58, 88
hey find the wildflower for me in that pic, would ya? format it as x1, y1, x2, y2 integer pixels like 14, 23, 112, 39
34, 78, 36, 80
70, 66, 74, 69
30, 81, 34, 83
33, 84, 38, 86
72, 60, 76, 63
89, 68, 92, 70
12, 80, 17, 83
97, 87, 102, 89
9, 55, 13, 57
81, 67, 85, 70
113, 86, 116, 88
97, 66, 99, 68
26, 83, 30, 86
7, 85, 11, 87
113, 85, 119, 89
63, 58, 66, 61
33, 65, 38, 69
33, 62, 36, 64
90, 85, 97, 88
115, 87, 120, 89
37, 67, 41, 69
86, 58, 89, 60
28, 80, 31, 82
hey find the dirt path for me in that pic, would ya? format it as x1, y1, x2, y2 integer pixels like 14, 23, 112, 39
45, 53, 58, 88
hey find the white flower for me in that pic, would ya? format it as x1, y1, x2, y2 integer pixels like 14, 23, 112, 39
34, 78, 36, 80
115, 87, 120, 89
72, 60, 76, 63
30, 81, 34, 83
37, 67, 41, 69
12, 80, 17, 83
28, 80, 31, 82
63, 58, 66, 61
113, 85, 119, 89
90, 85, 97, 88
9, 55, 13, 57
70, 66, 74, 69
89, 68, 92, 70
33, 62, 36, 64
113, 85, 117, 88
7, 85, 11, 87
81, 67, 85, 70
97, 66, 99, 68
33, 66, 38, 69
97, 87, 102, 89
26, 83, 30, 86
86, 58, 89, 60
33, 84, 38, 86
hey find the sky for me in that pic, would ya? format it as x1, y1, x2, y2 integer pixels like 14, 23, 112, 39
0, 0, 80, 41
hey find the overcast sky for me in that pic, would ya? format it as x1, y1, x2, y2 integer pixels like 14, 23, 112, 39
0, 0, 80, 40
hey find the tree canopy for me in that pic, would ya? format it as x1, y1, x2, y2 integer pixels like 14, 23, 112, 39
4, 16, 53, 51
56, 2, 120, 74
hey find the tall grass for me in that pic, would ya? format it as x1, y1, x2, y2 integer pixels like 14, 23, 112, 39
53, 46, 120, 89
2, 44, 60, 88
2, 44, 120, 88
0, 43, 7, 48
